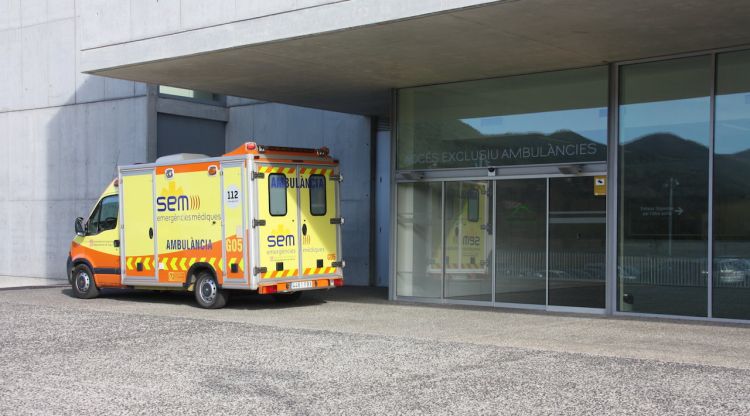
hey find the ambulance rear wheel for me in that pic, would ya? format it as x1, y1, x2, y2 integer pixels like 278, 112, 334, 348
272, 292, 302, 303
194, 272, 227, 309
71, 264, 99, 299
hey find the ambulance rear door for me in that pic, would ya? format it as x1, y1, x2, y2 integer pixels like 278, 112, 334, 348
253, 163, 300, 281
299, 164, 341, 278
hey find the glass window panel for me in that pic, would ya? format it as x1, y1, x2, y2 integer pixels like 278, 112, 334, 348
396, 182, 443, 298
309, 175, 327, 216
548, 177, 606, 308
713, 49, 750, 320
444, 182, 492, 301
618, 56, 711, 316
397, 66, 608, 169
98, 196, 119, 233
269, 174, 287, 216
495, 179, 546, 305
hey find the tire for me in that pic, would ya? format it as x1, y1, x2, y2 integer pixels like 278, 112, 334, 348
272, 291, 302, 303
71, 264, 100, 299
194, 272, 227, 309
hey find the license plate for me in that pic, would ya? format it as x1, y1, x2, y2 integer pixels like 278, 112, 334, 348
289, 280, 313, 290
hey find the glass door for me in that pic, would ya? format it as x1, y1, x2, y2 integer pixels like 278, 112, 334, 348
493, 176, 607, 310
548, 176, 606, 309
495, 179, 547, 305
444, 181, 493, 301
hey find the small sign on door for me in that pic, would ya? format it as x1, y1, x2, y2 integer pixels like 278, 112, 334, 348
594, 176, 607, 196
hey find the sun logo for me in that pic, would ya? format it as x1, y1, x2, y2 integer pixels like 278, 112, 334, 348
161, 181, 184, 197
270, 223, 291, 236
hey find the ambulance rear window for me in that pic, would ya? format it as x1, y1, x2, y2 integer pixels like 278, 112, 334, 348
467, 189, 479, 222
269, 173, 287, 216
309, 174, 326, 216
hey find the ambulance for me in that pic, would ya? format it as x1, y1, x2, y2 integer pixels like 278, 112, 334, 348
66, 142, 344, 308
430, 182, 491, 293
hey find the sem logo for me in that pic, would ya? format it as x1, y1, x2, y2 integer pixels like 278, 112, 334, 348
267, 224, 295, 247
157, 195, 200, 212
158, 182, 200, 212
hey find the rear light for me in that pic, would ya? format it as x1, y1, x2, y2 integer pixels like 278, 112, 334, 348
333, 278, 344, 287
259, 285, 277, 294
245, 142, 257, 151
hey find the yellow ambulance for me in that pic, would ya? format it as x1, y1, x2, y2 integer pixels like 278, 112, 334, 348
67, 142, 344, 308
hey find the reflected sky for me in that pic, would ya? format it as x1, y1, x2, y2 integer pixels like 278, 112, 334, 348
619, 97, 710, 146
460, 107, 608, 144
716, 92, 750, 155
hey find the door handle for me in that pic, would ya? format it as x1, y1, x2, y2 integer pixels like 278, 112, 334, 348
148, 227, 153, 239
113, 240, 120, 248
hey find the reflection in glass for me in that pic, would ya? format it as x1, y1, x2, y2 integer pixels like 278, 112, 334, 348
495, 179, 546, 305
618, 56, 711, 316
396, 182, 443, 298
397, 66, 609, 169
444, 182, 492, 301
549, 177, 606, 308
714, 50, 750, 319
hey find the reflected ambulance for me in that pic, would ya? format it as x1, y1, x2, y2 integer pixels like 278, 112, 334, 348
430, 182, 491, 277
67, 142, 344, 308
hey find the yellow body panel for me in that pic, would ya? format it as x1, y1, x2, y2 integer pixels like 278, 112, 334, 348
154, 164, 223, 283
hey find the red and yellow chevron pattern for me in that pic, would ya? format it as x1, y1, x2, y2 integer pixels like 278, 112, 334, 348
125, 256, 154, 271
258, 166, 296, 174
303, 267, 337, 275
261, 269, 299, 279
155, 257, 244, 272
299, 167, 333, 176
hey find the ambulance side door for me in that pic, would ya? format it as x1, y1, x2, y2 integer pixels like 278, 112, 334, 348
121, 169, 157, 282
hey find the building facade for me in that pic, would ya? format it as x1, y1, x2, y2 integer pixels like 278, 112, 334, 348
5, 1, 750, 322
0, 1, 373, 286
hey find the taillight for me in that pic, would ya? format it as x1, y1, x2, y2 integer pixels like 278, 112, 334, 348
259, 285, 277, 294
245, 142, 257, 151
333, 279, 344, 287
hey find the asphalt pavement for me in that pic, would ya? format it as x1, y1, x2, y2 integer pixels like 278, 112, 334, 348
0, 285, 749, 415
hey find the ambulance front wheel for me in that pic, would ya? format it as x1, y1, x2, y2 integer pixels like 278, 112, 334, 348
194, 272, 227, 309
71, 264, 99, 299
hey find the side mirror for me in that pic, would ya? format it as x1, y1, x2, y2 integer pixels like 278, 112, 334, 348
75, 217, 85, 236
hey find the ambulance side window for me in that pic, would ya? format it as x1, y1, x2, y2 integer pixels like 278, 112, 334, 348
467, 189, 479, 222
269, 173, 287, 216
309, 174, 326, 216
87, 195, 119, 235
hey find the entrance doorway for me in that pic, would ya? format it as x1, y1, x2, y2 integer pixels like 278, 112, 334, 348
442, 175, 607, 310
494, 175, 606, 310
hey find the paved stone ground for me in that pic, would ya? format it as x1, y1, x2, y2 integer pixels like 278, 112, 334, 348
0, 286, 749, 415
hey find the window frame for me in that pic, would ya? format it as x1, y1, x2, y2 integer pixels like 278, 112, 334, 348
268, 173, 288, 217
309, 174, 327, 216
86, 195, 119, 236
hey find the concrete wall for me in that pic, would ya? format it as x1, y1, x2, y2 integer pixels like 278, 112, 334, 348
225, 101, 373, 286
0, 1, 150, 279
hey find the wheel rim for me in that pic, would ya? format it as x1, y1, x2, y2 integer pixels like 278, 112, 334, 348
76, 271, 90, 292
198, 278, 217, 304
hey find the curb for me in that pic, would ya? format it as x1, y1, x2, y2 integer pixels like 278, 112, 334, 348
0, 284, 68, 291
